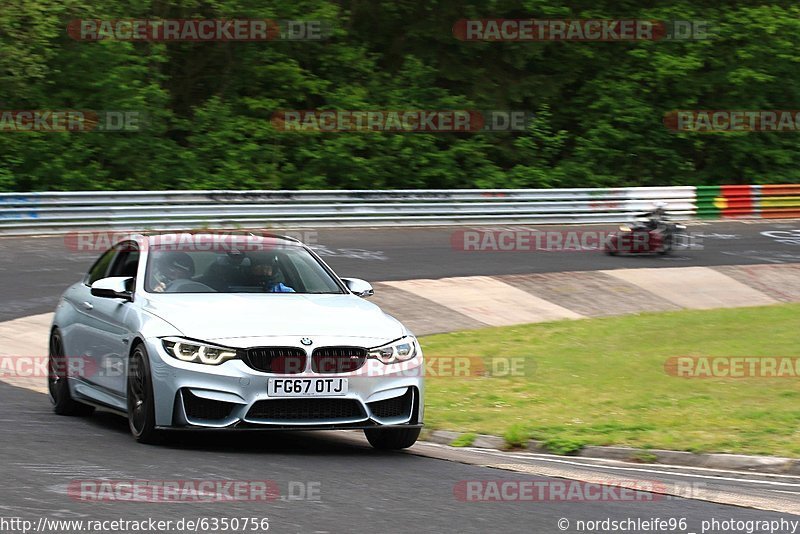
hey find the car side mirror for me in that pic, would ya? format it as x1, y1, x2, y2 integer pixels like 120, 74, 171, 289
91, 276, 133, 301
342, 278, 374, 298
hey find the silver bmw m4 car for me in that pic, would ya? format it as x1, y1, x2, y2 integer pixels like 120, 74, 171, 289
49, 232, 423, 449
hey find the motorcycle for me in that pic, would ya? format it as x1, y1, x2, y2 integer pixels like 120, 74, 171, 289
604, 220, 687, 255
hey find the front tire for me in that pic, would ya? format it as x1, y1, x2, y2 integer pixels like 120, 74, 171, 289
127, 344, 161, 444
48, 329, 94, 416
364, 427, 421, 450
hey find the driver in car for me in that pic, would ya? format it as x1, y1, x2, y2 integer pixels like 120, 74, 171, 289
151, 252, 194, 292
250, 258, 295, 293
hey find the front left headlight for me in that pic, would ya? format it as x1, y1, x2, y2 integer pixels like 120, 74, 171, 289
162, 337, 239, 365
368, 336, 418, 364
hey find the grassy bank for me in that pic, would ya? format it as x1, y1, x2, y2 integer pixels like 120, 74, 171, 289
421, 304, 800, 456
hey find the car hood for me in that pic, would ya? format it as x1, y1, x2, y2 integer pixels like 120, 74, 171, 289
140, 293, 405, 342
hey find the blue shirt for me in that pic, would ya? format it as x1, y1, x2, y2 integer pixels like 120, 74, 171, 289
268, 282, 295, 293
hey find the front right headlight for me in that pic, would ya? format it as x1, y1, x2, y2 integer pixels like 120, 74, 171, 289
368, 337, 418, 364
161, 337, 239, 365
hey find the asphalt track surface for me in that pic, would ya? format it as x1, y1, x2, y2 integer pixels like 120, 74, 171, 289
2, 220, 800, 322
3, 381, 799, 534
2, 220, 800, 533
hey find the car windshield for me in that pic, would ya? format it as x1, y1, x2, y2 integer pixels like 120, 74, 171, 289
144, 242, 344, 294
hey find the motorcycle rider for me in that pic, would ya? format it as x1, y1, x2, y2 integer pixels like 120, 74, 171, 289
608, 201, 684, 255
638, 201, 669, 231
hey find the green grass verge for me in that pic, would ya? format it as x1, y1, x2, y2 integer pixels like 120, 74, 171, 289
450, 432, 477, 447
421, 303, 800, 457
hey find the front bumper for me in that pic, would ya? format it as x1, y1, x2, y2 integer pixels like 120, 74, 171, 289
144, 337, 425, 429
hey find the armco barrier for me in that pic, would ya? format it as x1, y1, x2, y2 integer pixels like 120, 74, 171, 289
760, 184, 800, 218
697, 184, 800, 219
1, 185, 797, 236
0, 187, 697, 235
696, 185, 757, 218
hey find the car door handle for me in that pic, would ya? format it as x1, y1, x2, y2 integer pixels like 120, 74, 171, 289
81, 301, 94, 311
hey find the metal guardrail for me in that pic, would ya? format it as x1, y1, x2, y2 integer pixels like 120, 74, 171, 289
0, 187, 698, 235
696, 184, 800, 219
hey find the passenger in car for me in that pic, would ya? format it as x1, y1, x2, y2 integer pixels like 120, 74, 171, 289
250, 258, 295, 293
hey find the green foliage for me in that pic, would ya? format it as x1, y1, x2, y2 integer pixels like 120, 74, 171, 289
2, 1, 800, 191
503, 423, 529, 449
450, 432, 477, 447
632, 451, 658, 464
544, 437, 587, 456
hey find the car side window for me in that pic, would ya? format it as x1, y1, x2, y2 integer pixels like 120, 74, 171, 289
85, 248, 116, 286
108, 242, 140, 280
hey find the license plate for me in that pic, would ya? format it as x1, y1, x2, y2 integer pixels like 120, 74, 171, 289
268, 378, 348, 397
